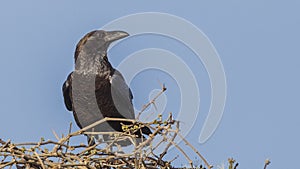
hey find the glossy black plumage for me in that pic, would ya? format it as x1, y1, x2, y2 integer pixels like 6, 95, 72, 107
62, 30, 151, 145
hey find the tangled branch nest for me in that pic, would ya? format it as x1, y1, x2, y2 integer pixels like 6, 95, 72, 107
0, 114, 210, 169
0, 87, 211, 169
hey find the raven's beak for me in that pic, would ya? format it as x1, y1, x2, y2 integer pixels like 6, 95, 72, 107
105, 31, 129, 43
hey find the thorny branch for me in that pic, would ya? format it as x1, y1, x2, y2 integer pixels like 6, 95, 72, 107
0, 113, 210, 169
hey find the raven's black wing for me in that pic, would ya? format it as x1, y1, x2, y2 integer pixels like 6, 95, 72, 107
111, 69, 152, 135
110, 69, 135, 119
62, 72, 73, 111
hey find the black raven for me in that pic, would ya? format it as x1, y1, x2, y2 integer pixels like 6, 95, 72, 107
62, 30, 151, 146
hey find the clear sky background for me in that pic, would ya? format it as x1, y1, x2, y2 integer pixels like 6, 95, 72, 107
1, 1, 299, 169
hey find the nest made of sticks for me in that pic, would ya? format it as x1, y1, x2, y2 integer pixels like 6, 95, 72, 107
0, 112, 212, 169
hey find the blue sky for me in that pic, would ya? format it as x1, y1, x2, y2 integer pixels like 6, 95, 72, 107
1, 1, 300, 169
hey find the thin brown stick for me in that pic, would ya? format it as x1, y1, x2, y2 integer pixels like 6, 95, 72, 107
178, 132, 212, 169
136, 84, 167, 119
159, 119, 179, 161
34, 151, 45, 169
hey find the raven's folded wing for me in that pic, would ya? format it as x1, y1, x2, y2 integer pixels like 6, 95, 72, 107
110, 69, 135, 119
62, 72, 73, 111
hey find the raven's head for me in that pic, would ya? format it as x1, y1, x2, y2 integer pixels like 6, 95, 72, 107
74, 30, 129, 62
